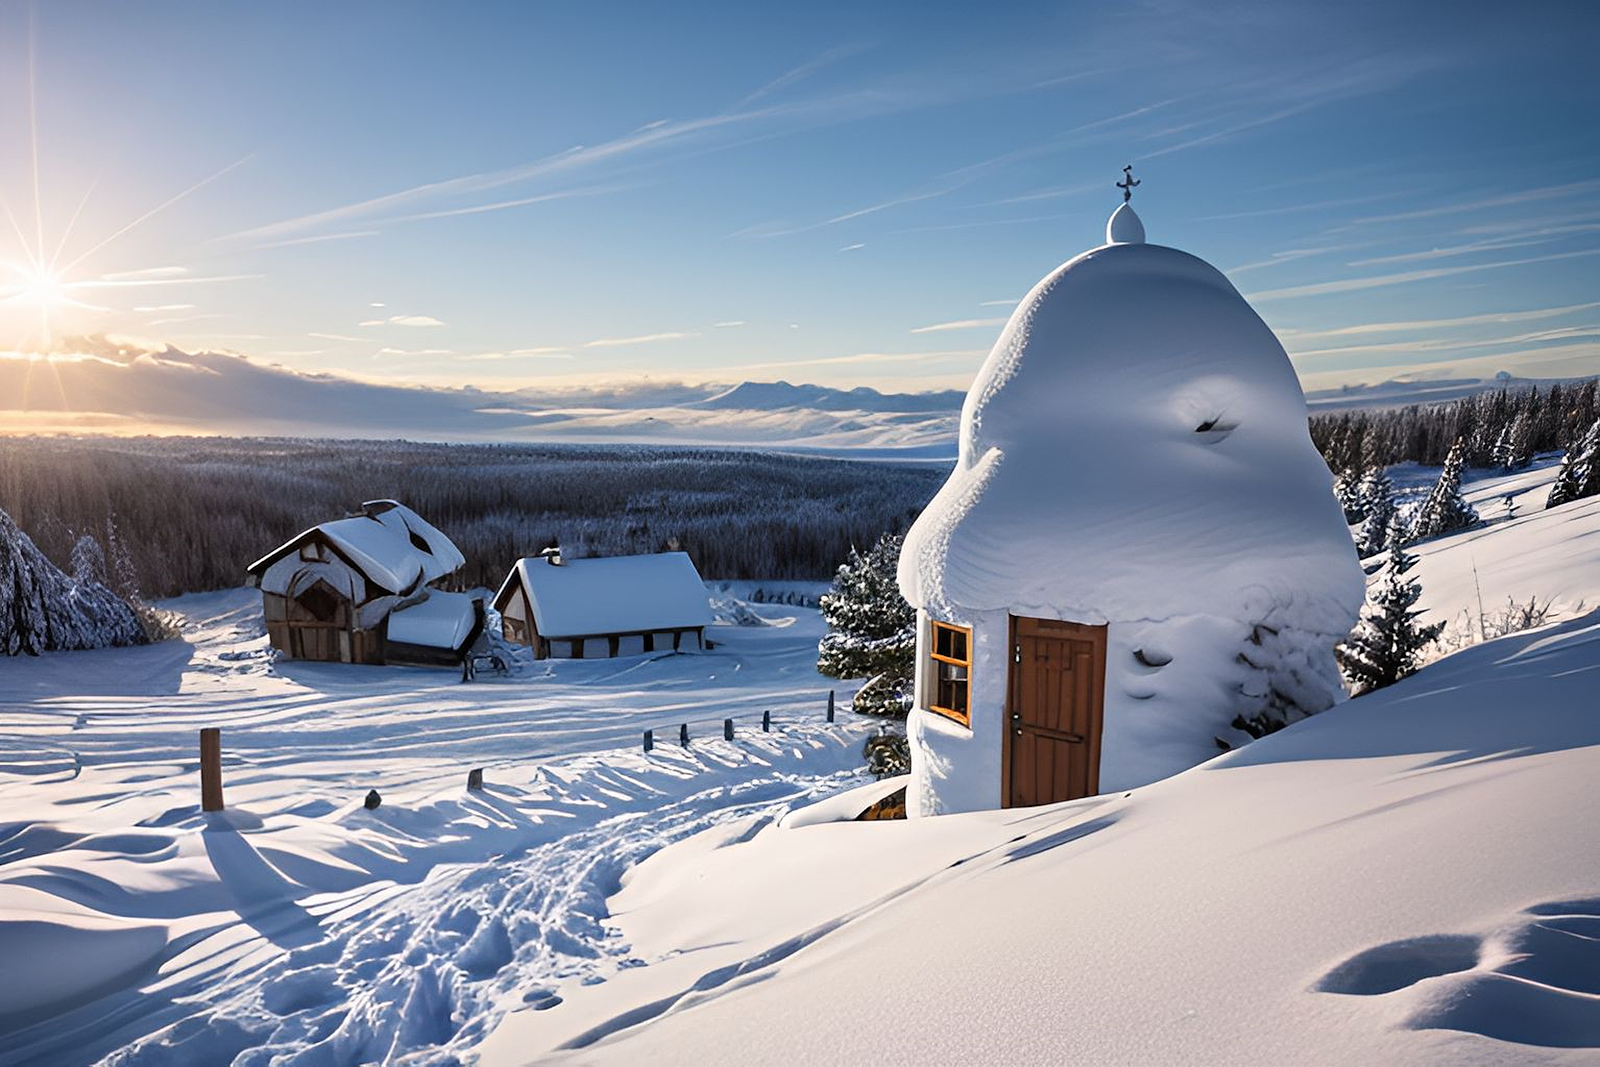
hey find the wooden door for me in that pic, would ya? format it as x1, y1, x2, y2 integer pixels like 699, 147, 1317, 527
1004, 616, 1107, 808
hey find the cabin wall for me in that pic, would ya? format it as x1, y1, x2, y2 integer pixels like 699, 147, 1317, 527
908, 606, 1008, 817
909, 606, 1290, 816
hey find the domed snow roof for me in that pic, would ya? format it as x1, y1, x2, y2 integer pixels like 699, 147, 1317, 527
899, 206, 1363, 636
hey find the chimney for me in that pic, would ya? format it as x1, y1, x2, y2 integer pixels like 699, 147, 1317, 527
540, 544, 563, 567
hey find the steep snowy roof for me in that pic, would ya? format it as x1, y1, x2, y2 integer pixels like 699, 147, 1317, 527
496, 552, 712, 638
899, 207, 1364, 635
385, 590, 479, 650
248, 501, 465, 595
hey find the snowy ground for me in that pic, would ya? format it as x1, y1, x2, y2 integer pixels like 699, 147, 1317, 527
4, 461, 1598, 1066
468, 461, 1600, 1066
0, 595, 875, 1065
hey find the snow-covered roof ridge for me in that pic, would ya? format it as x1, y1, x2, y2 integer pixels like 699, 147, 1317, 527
247, 501, 465, 595
900, 229, 1364, 635
497, 551, 712, 638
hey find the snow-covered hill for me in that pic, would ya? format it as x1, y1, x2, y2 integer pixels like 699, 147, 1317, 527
2, 463, 1597, 1065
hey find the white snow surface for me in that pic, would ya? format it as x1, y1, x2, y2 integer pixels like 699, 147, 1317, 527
900, 236, 1363, 636
501, 552, 713, 638
486, 605, 1600, 1065
385, 590, 479, 650
0, 590, 868, 1065
250, 502, 465, 596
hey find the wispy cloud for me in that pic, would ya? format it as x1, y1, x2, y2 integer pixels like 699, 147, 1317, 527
840, 243, 865, 252
583, 331, 700, 348
1248, 247, 1600, 301
736, 43, 864, 107
457, 349, 575, 362
1278, 301, 1600, 344
361, 315, 446, 327
249, 230, 379, 251
1224, 243, 1371, 276
132, 303, 195, 312
377, 347, 454, 356
1199, 192, 1407, 222
1291, 325, 1600, 363
714, 321, 745, 328
721, 348, 983, 373
1345, 223, 1600, 267
1349, 179, 1600, 226
910, 317, 1007, 334
309, 332, 368, 343
978, 299, 1017, 307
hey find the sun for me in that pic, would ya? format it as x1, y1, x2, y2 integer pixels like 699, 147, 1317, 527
8, 266, 66, 308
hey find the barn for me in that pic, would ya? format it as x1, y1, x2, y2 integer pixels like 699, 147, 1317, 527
245, 500, 484, 667
896, 188, 1365, 817
493, 548, 712, 659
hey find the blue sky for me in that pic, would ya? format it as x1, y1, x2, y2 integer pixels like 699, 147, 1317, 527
1, 0, 1597, 394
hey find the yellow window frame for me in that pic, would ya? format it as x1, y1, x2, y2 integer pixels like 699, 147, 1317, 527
928, 620, 972, 727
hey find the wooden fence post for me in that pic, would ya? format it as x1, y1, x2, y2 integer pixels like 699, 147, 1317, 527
762, 709, 771, 732
200, 727, 224, 812
643, 728, 654, 752
679, 723, 690, 747
467, 768, 484, 792
827, 689, 835, 723
724, 718, 734, 741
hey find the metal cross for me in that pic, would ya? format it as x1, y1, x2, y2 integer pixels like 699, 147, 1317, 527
1116, 165, 1140, 203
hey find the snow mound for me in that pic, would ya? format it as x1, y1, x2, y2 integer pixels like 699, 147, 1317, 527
900, 238, 1362, 635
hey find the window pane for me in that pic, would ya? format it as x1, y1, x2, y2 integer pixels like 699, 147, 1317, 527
934, 625, 953, 659
949, 629, 968, 663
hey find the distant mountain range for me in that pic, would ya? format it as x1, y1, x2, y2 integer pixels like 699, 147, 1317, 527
3, 338, 1590, 455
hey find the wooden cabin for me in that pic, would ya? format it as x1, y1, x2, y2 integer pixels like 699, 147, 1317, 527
245, 500, 483, 667
493, 548, 712, 659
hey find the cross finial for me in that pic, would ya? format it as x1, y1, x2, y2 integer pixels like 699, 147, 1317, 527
1116, 164, 1140, 203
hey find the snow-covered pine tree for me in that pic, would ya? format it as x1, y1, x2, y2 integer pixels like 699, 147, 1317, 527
816, 531, 916, 717
1407, 437, 1479, 542
71, 534, 108, 586
1353, 468, 1397, 558
1507, 407, 1539, 470
1546, 416, 1600, 509
1489, 423, 1514, 471
1333, 468, 1365, 524
1335, 531, 1445, 695
1, 507, 145, 656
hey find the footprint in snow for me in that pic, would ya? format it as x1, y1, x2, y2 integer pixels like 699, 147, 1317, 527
1315, 895, 1600, 1049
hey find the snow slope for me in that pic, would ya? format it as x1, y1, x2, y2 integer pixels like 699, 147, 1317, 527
487, 606, 1600, 1067
472, 471, 1600, 1066
0, 590, 872, 1065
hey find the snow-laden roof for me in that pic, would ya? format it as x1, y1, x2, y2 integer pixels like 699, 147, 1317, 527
248, 501, 465, 594
385, 590, 478, 650
899, 207, 1364, 635
497, 552, 712, 638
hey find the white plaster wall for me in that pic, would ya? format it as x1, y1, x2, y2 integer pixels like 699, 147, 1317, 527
907, 606, 1009, 817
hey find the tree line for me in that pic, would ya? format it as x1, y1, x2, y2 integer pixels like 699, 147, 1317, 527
0, 438, 946, 598
1309, 377, 1598, 475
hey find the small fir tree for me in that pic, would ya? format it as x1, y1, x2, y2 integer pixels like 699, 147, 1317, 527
1507, 408, 1539, 470
1336, 532, 1444, 695
1407, 437, 1479, 542
1546, 416, 1600, 510
1333, 468, 1365, 524
817, 532, 916, 717
1353, 468, 1397, 558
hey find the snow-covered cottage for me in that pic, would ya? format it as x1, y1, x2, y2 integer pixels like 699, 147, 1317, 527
897, 190, 1365, 817
246, 500, 483, 667
493, 549, 712, 659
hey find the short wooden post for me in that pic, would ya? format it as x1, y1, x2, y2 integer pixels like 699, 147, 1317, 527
679, 723, 690, 747
827, 689, 835, 723
467, 768, 484, 792
762, 709, 771, 732
199, 727, 224, 812
724, 718, 734, 741
644, 728, 654, 752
